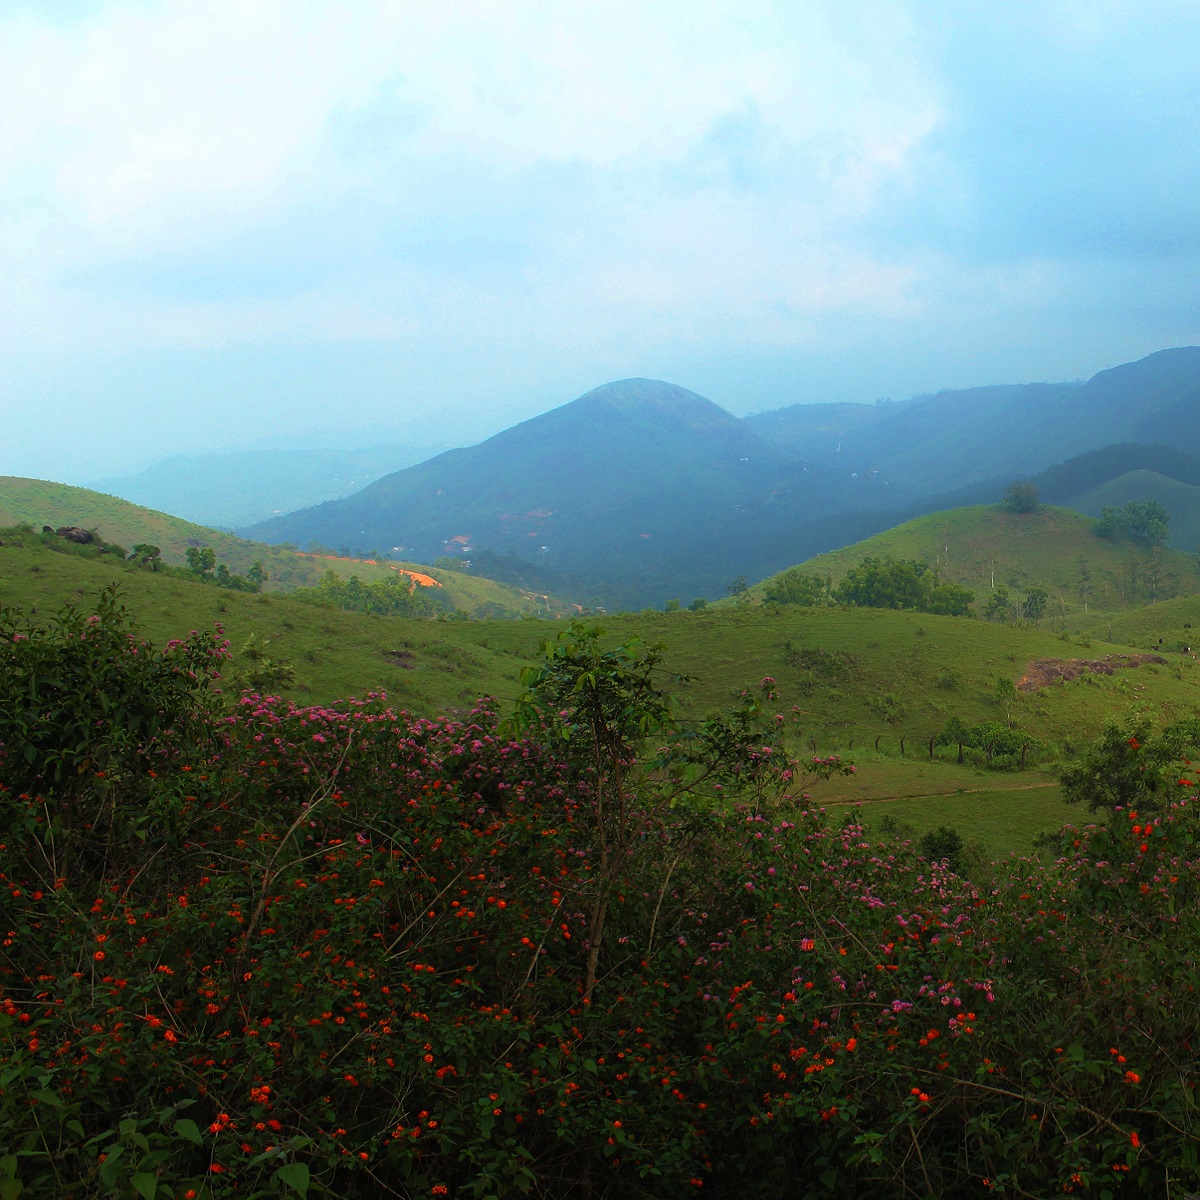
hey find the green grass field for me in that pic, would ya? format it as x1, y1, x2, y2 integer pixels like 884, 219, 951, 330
6, 526, 1195, 860
755, 503, 1200, 616
808, 758, 1076, 856
0, 476, 571, 617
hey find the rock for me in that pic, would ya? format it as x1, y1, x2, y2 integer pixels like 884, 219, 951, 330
55, 526, 94, 544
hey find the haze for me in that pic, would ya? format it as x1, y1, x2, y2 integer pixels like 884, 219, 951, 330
2, 0, 1199, 482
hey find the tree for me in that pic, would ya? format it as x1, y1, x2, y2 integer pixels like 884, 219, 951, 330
185, 546, 216, 578
130, 543, 162, 571
983, 585, 1011, 622
761, 568, 832, 607
246, 561, 267, 590
727, 575, 749, 600
1123, 499, 1170, 547
835, 557, 929, 610
1000, 481, 1040, 514
1022, 586, 1048, 623
1096, 500, 1170, 547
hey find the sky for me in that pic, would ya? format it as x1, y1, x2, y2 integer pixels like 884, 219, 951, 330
2, 0, 1200, 482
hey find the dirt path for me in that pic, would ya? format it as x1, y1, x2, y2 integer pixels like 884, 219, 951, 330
823, 781, 1060, 807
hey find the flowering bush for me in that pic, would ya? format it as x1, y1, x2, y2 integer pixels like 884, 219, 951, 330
0, 598, 1197, 1197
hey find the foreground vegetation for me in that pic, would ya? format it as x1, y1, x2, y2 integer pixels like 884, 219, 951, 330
1, 591, 1198, 1197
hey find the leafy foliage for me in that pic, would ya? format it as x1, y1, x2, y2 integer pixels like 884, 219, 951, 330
1000, 481, 1040, 513
833, 556, 975, 616
761, 567, 832, 607
1, 600, 1200, 1196
1097, 499, 1171, 547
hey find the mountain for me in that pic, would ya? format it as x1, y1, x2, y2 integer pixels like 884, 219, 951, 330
746, 347, 1200, 496
89, 444, 451, 529
241, 379, 884, 606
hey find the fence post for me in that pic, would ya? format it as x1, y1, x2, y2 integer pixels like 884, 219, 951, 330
899, 735, 906, 757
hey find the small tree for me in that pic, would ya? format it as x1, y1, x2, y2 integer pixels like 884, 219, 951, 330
185, 546, 216, 578
1022, 586, 1048, 623
1000, 481, 1040, 513
130, 543, 162, 571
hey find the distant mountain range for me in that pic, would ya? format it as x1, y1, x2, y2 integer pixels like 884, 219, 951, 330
89, 444, 451, 529
231, 348, 1200, 606
746, 346, 1200, 497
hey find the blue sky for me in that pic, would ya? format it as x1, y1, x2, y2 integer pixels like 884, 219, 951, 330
2, 0, 1199, 481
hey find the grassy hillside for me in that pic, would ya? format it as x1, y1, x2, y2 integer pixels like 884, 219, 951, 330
6, 531, 1198, 755
1065, 468, 1200, 552
12, 532, 1200, 863
0, 477, 570, 617
764, 504, 1200, 614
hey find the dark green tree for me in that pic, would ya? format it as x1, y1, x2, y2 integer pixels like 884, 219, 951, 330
184, 546, 216, 578
1022, 586, 1048, 623
983, 585, 1012, 622
130, 543, 162, 571
1000, 481, 1040, 513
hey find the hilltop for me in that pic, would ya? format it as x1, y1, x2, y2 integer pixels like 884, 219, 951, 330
760, 504, 1200, 615
230, 350, 1200, 607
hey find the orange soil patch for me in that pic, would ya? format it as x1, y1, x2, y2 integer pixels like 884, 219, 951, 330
295, 553, 442, 588
1016, 653, 1167, 693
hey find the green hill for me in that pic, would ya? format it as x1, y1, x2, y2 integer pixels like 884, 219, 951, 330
0, 476, 571, 618
1064, 468, 1200, 552
764, 504, 1200, 615
6, 529, 1199, 761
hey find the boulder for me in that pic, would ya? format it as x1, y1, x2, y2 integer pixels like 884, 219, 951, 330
55, 526, 94, 544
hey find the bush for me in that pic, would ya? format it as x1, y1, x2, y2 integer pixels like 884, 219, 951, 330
2, 601, 1199, 1197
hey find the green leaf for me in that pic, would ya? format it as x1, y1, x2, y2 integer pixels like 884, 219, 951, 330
173, 1119, 203, 1146
0, 1159, 14, 1180
0, 1178, 22, 1200
274, 1163, 310, 1197
583, 1059, 598, 1075
131, 1172, 157, 1200
119, 1118, 138, 1138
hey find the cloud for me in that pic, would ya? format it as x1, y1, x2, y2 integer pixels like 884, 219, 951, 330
1, 0, 1198, 481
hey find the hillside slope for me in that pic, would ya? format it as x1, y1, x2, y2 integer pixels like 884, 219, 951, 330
1064, 469, 1200, 552
764, 504, 1200, 614
0, 477, 568, 617
5, 533, 1199, 758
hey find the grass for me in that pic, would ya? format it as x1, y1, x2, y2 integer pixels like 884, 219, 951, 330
807, 758, 1076, 857
751, 504, 1200, 616
0, 476, 572, 617
6, 533, 1187, 859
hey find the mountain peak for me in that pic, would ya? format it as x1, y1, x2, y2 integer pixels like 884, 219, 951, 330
566, 377, 741, 432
